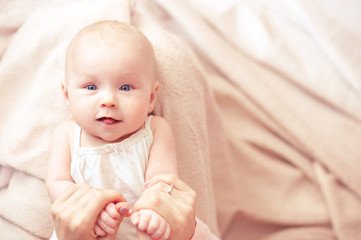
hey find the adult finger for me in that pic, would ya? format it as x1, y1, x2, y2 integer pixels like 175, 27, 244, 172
146, 174, 192, 192
134, 176, 197, 240
115, 202, 131, 217
82, 187, 127, 221
144, 181, 196, 207
51, 183, 84, 214
52, 184, 127, 240
52, 184, 81, 205
133, 190, 180, 227
64, 183, 95, 206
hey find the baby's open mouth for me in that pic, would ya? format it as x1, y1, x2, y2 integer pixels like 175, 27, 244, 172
97, 117, 120, 124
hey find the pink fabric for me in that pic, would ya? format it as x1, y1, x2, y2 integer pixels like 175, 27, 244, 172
192, 218, 219, 240
0, 0, 219, 238
1, 1, 361, 240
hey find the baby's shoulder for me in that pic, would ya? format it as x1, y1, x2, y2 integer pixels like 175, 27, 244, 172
52, 121, 76, 139
55, 120, 76, 131
149, 115, 173, 137
150, 115, 169, 129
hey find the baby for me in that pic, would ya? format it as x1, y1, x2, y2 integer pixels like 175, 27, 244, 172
46, 21, 178, 240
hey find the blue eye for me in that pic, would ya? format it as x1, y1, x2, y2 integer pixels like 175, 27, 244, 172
120, 85, 132, 91
86, 85, 97, 91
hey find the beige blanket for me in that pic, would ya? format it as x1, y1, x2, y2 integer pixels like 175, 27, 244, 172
1, 0, 361, 239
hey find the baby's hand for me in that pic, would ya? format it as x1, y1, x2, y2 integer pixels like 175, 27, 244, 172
131, 209, 171, 240
94, 202, 130, 237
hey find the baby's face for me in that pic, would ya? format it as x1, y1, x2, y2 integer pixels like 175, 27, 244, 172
64, 34, 157, 142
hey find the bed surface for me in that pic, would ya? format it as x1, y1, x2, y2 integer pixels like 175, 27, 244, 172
1, 1, 361, 239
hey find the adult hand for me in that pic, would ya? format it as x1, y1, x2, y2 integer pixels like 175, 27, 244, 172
133, 174, 196, 240
51, 183, 129, 240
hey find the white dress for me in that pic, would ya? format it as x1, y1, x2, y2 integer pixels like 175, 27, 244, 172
51, 116, 153, 240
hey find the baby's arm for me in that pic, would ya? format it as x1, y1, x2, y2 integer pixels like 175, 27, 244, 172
145, 116, 178, 180
133, 116, 178, 239
47, 122, 130, 237
46, 122, 75, 202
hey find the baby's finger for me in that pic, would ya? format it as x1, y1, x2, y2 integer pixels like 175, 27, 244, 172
100, 210, 118, 228
137, 211, 151, 231
146, 212, 160, 235
97, 215, 116, 235
150, 217, 167, 239
94, 223, 107, 237
105, 202, 119, 219
163, 221, 171, 240
131, 211, 140, 226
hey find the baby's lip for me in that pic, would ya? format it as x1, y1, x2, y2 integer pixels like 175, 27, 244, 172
97, 117, 120, 125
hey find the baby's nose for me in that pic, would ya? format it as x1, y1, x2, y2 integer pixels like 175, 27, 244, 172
100, 92, 117, 108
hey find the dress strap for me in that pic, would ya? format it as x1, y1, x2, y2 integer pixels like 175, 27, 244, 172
145, 115, 153, 130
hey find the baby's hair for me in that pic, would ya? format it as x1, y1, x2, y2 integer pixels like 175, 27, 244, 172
65, 20, 156, 82
71, 21, 147, 46
67, 20, 153, 59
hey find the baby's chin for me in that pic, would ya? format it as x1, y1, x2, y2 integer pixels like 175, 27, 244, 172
100, 136, 123, 143
100, 132, 134, 143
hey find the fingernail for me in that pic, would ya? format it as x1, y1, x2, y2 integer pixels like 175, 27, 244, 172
118, 207, 129, 215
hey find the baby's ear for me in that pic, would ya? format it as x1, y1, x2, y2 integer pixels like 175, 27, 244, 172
148, 81, 159, 113
61, 81, 70, 106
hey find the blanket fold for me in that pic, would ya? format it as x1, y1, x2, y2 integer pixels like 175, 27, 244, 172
1, 0, 361, 239
0, 0, 219, 238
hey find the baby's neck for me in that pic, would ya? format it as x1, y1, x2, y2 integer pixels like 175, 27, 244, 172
79, 123, 145, 147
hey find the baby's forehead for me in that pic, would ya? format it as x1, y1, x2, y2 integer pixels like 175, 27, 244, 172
66, 21, 156, 80
73, 21, 149, 48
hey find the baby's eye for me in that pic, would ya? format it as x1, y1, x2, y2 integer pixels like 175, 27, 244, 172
120, 85, 132, 91
86, 85, 97, 91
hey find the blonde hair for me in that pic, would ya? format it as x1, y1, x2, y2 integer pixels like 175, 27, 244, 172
65, 21, 156, 82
